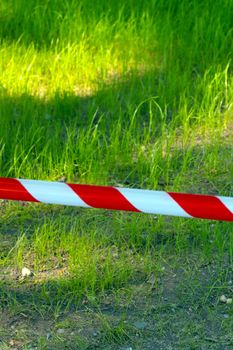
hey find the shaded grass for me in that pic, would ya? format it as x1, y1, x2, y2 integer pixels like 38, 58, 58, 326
0, 199, 232, 311
0, 252, 232, 349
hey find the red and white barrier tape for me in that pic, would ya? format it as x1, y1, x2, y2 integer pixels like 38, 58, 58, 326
0, 178, 232, 221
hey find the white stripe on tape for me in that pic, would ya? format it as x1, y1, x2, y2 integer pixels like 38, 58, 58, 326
117, 188, 192, 218
217, 196, 233, 214
18, 179, 90, 208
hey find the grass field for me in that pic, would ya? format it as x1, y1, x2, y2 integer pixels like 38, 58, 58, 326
0, 0, 233, 349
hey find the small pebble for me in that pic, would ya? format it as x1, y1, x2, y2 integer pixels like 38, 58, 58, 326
220, 295, 227, 303
226, 298, 232, 304
22, 267, 33, 277
133, 321, 147, 330
57, 328, 65, 334
58, 176, 67, 182
46, 332, 52, 340
92, 331, 98, 337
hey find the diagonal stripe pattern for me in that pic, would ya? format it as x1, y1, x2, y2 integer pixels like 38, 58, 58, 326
0, 178, 38, 203
168, 192, 233, 221
0, 178, 232, 222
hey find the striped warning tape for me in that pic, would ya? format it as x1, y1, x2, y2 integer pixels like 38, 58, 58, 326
0, 178, 232, 221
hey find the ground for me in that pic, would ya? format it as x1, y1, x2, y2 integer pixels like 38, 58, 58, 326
0, 203, 232, 349
0, 258, 233, 349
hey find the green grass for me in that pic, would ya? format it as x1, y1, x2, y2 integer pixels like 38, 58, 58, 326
0, 0, 233, 348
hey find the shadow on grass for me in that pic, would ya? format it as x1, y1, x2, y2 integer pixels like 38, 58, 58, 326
0, 70, 163, 128
0, 0, 169, 49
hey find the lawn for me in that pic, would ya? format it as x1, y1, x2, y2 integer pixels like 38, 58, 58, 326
0, 1, 233, 349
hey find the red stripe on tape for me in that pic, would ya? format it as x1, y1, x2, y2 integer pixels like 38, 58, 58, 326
69, 184, 140, 212
0, 178, 38, 203
168, 192, 233, 221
